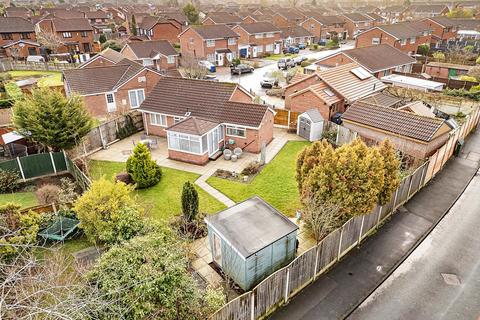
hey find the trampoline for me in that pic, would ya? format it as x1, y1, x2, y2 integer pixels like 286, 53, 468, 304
38, 217, 80, 241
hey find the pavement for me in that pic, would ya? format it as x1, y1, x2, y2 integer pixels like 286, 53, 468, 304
349, 171, 480, 320
269, 128, 480, 320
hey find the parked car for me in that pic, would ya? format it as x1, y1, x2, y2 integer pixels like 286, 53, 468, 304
230, 64, 254, 75
260, 73, 279, 88
198, 60, 216, 73
293, 56, 307, 65
202, 74, 218, 81
298, 43, 306, 50
282, 46, 300, 54
26, 55, 45, 63
278, 58, 295, 70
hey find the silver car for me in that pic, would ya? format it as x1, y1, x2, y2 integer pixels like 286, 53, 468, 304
260, 73, 279, 88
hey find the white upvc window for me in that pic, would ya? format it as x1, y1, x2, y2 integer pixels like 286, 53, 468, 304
128, 89, 145, 108
142, 58, 154, 66
400, 39, 407, 46
265, 44, 274, 52
206, 39, 215, 47
174, 116, 184, 123
150, 113, 167, 126
167, 132, 202, 154
207, 53, 215, 62
255, 33, 264, 39
372, 37, 380, 45
228, 38, 236, 45
167, 55, 175, 64
226, 125, 246, 138
62, 32, 72, 38
410, 37, 416, 44
266, 32, 275, 38
257, 45, 263, 53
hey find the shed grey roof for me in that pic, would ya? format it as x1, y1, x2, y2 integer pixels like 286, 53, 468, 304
205, 196, 298, 258
302, 109, 324, 122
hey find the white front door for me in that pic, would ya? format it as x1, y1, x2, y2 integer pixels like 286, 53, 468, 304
208, 128, 220, 156
105, 92, 116, 112
216, 53, 224, 66
252, 46, 258, 58
274, 43, 281, 54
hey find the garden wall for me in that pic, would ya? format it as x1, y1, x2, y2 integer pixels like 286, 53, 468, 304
210, 107, 480, 320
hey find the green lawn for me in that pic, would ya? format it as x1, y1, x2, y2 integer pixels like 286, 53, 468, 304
0, 192, 37, 207
89, 160, 226, 220
263, 53, 299, 61
207, 141, 310, 216
6, 70, 63, 87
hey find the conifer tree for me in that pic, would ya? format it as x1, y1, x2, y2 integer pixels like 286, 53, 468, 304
126, 143, 162, 188
131, 15, 138, 36
181, 181, 199, 222
377, 139, 401, 205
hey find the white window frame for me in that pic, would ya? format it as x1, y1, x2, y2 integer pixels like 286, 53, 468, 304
167, 132, 204, 155
206, 39, 215, 47
128, 89, 145, 109
173, 116, 184, 123
266, 32, 275, 38
265, 44, 274, 52
372, 37, 380, 45
150, 113, 167, 127
167, 55, 175, 64
207, 53, 215, 63
257, 45, 263, 53
226, 125, 246, 138
410, 37, 416, 44
255, 33, 264, 39
228, 38, 236, 45
400, 39, 407, 46
62, 32, 72, 38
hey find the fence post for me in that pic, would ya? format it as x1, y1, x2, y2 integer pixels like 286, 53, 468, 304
251, 292, 255, 320
63, 150, 69, 171
358, 215, 365, 243
376, 205, 383, 227
313, 245, 320, 280
98, 126, 106, 149
16, 157, 26, 181
392, 188, 399, 210
407, 174, 414, 200
420, 161, 428, 187
49, 152, 57, 174
337, 228, 344, 260
284, 267, 290, 303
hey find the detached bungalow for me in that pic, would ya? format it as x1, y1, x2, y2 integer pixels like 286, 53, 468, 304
138, 77, 275, 165
120, 40, 179, 73
342, 101, 451, 159
63, 59, 162, 117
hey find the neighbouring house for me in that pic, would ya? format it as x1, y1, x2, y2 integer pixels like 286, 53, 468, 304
425, 61, 472, 79
205, 196, 298, 291
35, 18, 95, 55
78, 47, 125, 68
380, 6, 408, 23
232, 22, 282, 58
137, 16, 182, 44
342, 13, 375, 39
241, 13, 271, 24
406, 4, 450, 19
85, 10, 112, 34
4, 7, 32, 19
313, 44, 416, 78
454, 19, 480, 40
121, 40, 179, 73
63, 59, 162, 117
300, 14, 347, 43
285, 63, 386, 120
178, 24, 239, 66
0, 17, 40, 58
202, 12, 243, 27
272, 9, 305, 28
422, 16, 458, 47
138, 77, 275, 164
364, 12, 387, 26
342, 101, 451, 159
355, 21, 432, 55
279, 26, 314, 47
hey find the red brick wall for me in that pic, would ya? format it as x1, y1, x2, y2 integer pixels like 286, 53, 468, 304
230, 87, 253, 103
202, 17, 215, 25
242, 16, 257, 24
272, 15, 289, 28
356, 27, 431, 54
0, 31, 37, 58
179, 28, 205, 59
4, 42, 39, 58
82, 56, 117, 68
144, 114, 175, 136
151, 22, 181, 44
168, 149, 210, 165
301, 18, 322, 41
284, 76, 321, 105
316, 53, 354, 68
225, 112, 273, 153
425, 65, 449, 78
288, 90, 332, 120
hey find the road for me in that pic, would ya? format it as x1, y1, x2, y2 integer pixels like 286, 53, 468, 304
215, 42, 355, 107
349, 172, 480, 320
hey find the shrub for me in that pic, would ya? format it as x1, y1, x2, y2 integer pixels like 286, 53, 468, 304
98, 34, 107, 44
5, 82, 23, 101
463, 45, 474, 54
203, 287, 226, 316
0, 169, 20, 193
126, 143, 162, 188
181, 181, 199, 222
115, 172, 133, 185
477, 56, 480, 65
241, 161, 262, 176
460, 75, 477, 82
35, 184, 61, 205
470, 84, 480, 92
433, 51, 445, 61
417, 44, 430, 56
300, 60, 312, 67
57, 178, 78, 209
116, 114, 137, 139
377, 140, 401, 205
312, 44, 319, 50
232, 57, 241, 66
73, 178, 145, 245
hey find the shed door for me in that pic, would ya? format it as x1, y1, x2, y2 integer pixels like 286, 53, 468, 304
298, 117, 311, 141
213, 232, 222, 267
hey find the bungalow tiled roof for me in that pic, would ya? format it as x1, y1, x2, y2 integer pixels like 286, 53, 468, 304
408, 4, 448, 14
426, 16, 456, 28
139, 77, 270, 128
188, 24, 240, 39
167, 116, 219, 135
305, 82, 342, 106
308, 14, 345, 26
125, 40, 178, 58
0, 17, 34, 33
342, 101, 447, 142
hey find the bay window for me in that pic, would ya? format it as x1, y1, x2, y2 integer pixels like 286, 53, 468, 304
128, 89, 145, 108
226, 126, 246, 138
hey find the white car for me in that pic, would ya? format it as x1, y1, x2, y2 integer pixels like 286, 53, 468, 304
198, 60, 216, 72
26, 55, 45, 63
277, 58, 295, 70
293, 56, 307, 65
260, 73, 279, 88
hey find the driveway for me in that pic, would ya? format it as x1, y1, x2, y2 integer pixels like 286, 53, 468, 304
214, 42, 355, 108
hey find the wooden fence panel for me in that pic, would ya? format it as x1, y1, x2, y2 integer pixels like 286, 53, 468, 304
433, 144, 447, 175
288, 246, 317, 296
316, 228, 341, 274
339, 216, 362, 257
253, 268, 287, 318
336, 126, 357, 146
361, 205, 381, 239
211, 292, 252, 320
274, 109, 298, 129
379, 193, 395, 222
424, 150, 438, 184
408, 166, 425, 199
396, 175, 411, 207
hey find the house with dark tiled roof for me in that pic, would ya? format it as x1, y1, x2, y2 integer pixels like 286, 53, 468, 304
406, 4, 450, 19
232, 22, 282, 58
300, 14, 347, 42
138, 77, 274, 165
0, 17, 39, 59
35, 17, 95, 55
355, 21, 432, 55
342, 13, 375, 39
84, 10, 111, 34
313, 44, 416, 78
137, 16, 183, 44
380, 6, 408, 23
4, 7, 32, 19
121, 40, 179, 72
422, 16, 458, 46
78, 47, 125, 68
178, 24, 239, 66
279, 26, 314, 47
342, 101, 451, 158
272, 9, 306, 28
202, 12, 243, 27
63, 59, 162, 117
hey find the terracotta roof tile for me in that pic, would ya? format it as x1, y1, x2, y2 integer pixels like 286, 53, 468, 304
52, 18, 93, 31
167, 117, 219, 135
235, 22, 280, 34
0, 17, 34, 33
124, 40, 178, 58
190, 24, 240, 39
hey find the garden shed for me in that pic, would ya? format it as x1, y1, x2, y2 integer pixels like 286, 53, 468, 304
205, 196, 298, 291
297, 109, 324, 141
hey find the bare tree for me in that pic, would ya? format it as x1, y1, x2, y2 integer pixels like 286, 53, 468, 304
180, 57, 208, 79
302, 196, 342, 243
36, 29, 63, 54
8, 47, 20, 61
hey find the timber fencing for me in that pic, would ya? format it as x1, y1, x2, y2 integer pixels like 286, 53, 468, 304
0, 59, 79, 72
210, 107, 480, 320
